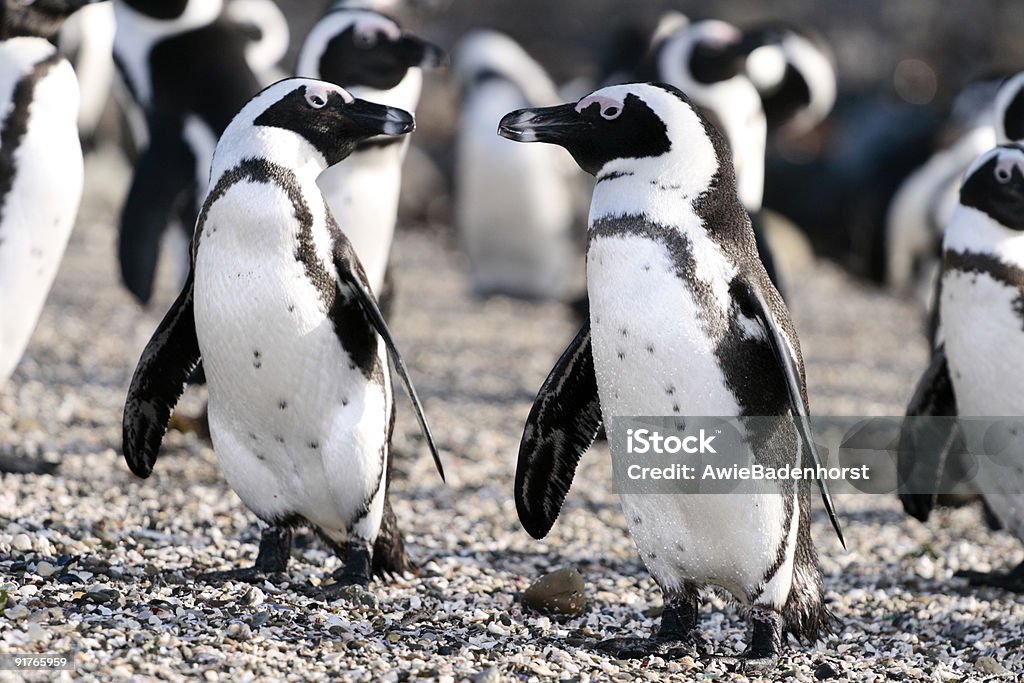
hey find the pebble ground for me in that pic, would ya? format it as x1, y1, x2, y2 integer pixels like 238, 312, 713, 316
0, 150, 1021, 682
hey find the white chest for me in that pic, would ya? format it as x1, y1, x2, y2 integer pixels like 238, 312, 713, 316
0, 45, 83, 384
941, 268, 1024, 416
191, 180, 390, 529
587, 232, 741, 422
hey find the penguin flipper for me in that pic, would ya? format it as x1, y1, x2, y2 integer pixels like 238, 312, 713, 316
515, 321, 602, 539
896, 344, 959, 523
122, 272, 202, 478
331, 240, 445, 482
119, 111, 197, 306
738, 281, 846, 549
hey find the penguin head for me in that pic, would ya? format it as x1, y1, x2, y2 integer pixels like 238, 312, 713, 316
655, 19, 751, 88
450, 30, 560, 108
959, 144, 1024, 232
499, 82, 731, 190
299, 8, 445, 95
741, 22, 836, 134
994, 71, 1024, 144
3, 0, 106, 39
214, 78, 414, 178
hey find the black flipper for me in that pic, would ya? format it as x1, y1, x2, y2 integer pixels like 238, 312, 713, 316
897, 345, 959, 523
118, 111, 197, 306
122, 271, 201, 478
515, 322, 603, 539
738, 281, 846, 548
331, 239, 444, 481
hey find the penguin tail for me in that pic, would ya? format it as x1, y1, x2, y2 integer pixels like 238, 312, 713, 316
782, 495, 837, 643
372, 497, 414, 579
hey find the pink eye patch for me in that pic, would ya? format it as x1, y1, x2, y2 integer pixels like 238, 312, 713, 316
576, 95, 623, 120
994, 150, 1024, 183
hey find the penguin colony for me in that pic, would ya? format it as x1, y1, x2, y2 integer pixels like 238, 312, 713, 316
0, 0, 1021, 672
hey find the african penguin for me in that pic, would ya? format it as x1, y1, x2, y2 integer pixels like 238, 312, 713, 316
296, 4, 443, 299
741, 22, 836, 136
886, 73, 1024, 299
0, 0, 106, 388
500, 82, 844, 667
452, 29, 583, 301
122, 78, 445, 593
898, 143, 1024, 594
223, 0, 289, 87
58, 1, 116, 146
650, 17, 782, 292
111, 0, 264, 306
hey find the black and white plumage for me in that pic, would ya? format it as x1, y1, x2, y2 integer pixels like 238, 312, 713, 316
0, 0, 107, 473
224, 0, 289, 87
111, 0, 264, 306
887, 73, 1024, 299
899, 143, 1024, 593
0, 0, 107, 385
741, 22, 835, 136
451, 29, 583, 301
296, 3, 443, 297
122, 78, 444, 592
500, 83, 843, 666
648, 17, 782, 292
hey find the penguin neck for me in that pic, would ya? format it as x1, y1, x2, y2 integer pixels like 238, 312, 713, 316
944, 205, 1024, 267
589, 161, 715, 234
209, 131, 330, 193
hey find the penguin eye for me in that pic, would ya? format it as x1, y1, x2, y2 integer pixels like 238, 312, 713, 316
305, 92, 328, 109
995, 167, 1013, 184
602, 106, 622, 120
355, 32, 378, 49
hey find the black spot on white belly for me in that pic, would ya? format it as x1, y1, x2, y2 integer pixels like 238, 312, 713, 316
308, 441, 319, 450
278, 400, 287, 410
666, 385, 676, 396
275, 435, 285, 444
248, 432, 258, 440
646, 344, 655, 354
620, 327, 629, 337
617, 350, 626, 360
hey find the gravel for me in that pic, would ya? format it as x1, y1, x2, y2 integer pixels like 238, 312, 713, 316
0, 148, 1021, 681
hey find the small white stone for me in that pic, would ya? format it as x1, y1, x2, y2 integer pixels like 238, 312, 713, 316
11, 534, 31, 552
35, 561, 58, 578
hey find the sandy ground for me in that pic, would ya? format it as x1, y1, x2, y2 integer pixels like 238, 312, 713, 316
0, 148, 1021, 682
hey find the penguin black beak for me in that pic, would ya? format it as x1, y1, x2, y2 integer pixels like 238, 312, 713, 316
498, 104, 583, 145
344, 99, 415, 136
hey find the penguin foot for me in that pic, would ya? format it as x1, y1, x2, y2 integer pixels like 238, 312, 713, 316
955, 561, 1024, 593
717, 652, 780, 673
595, 633, 705, 660
717, 605, 782, 672
199, 566, 287, 585
318, 541, 373, 597
199, 525, 292, 585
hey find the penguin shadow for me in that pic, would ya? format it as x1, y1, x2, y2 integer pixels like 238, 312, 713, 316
0, 445, 60, 475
